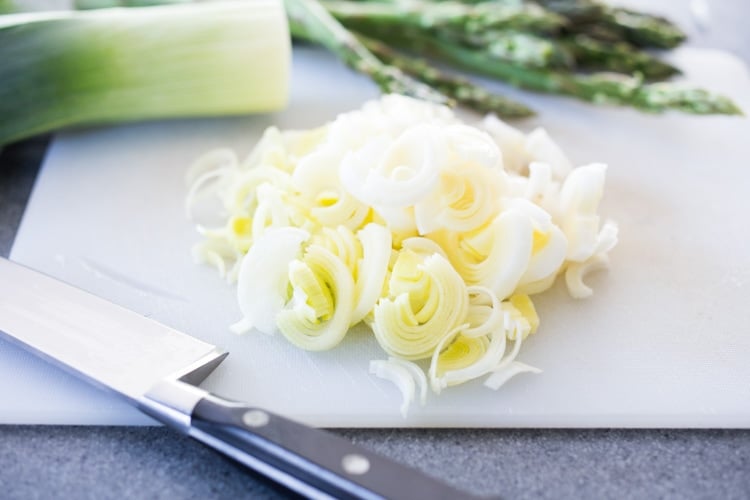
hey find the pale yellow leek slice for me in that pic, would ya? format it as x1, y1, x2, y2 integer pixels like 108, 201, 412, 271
351, 224, 392, 325
307, 223, 391, 326
523, 161, 553, 203
242, 127, 285, 169
428, 292, 538, 392
414, 162, 501, 234
241, 126, 311, 173
235, 227, 310, 335
427, 292, 541, 392
431, 209, 533, 300
292, 146, 370, 230
327, 94, 455, 154
412, 124, 503, 234
524, 128, 572, 180
185, 148, 239, 219
310, 226, 361, 274
501, 301, 533, 342
372, 205, 418, 241
484, 362, 542, 390
559, 163, 607, 262
372, 251, 469, 360
223, 165, 291, 216
400, 237, 449, 260
370, 360, 415, 418
515, 272, 558, 296
429, 327, 496, 393
250, 183, 292, 242
504, 198, 568, 287
565, 253, 610, 299
508, 294, 540, 335
276, 244, 356, 351
595, 220, 620, 256
192, 183, 292, 282
187, 157, 294, 280
191, 236, 238, 280
369, 357, 427, 417
281, 127, 329, 162
463, 286, 503, 338
480, 114, 527, 174
523, 224, 567, 285
340, 125, 444, 208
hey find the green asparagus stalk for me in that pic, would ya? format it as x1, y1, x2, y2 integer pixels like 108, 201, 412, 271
564, 21, 625, 44
358, 34, 535, 118
285, 0, 449, 104
343, 4, 677, 79
544, 0, 687, 49
391, 32, 742, 115
441, 0, 602, 21
601, 7, 686, 49
562, 34, 680, 80
465, 0, 686, 48
322, 0, 566, 36
433, 28, 574, 69
533, 0, 603, 22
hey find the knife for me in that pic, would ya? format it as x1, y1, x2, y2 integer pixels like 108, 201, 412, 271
0, 257, 482, 499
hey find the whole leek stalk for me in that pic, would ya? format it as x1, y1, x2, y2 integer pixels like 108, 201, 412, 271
0, 1, 291, 146
0, 0, 14, 14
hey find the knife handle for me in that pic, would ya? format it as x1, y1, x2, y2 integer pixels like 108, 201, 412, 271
188, 394, 480, 500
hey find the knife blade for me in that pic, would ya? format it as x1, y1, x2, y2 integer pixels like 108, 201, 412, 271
0, 257, 482, 500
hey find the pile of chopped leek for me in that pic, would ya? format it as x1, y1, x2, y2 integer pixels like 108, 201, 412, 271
0, 0, 290, 146
187, 95, 618, 416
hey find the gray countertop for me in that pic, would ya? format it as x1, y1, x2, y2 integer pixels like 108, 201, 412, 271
2, 2, 750, 499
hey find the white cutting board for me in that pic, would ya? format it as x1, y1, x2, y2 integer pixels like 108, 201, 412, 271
3, 46, 750, 427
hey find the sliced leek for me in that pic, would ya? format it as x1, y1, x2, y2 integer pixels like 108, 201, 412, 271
187, 95, 618, 414
276, 244, 356, 351
372, 251, 469, 360
370, 357, 427, 417
0, 0, 290, 146
235, 227, 309, 335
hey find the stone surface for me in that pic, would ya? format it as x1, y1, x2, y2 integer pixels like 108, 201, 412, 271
0, 426, 748, 499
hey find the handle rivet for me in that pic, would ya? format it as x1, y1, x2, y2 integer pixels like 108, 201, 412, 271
342, 454, 370, 475
242, 409, 269, 427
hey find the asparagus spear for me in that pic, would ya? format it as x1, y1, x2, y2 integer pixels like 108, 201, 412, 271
285, 0, 449, 104
562, 34, 680, 80
346, 5, 674, 79
533, 0, 603, 22
543, 0, 687, 49
358, 34, 535, 118
453, 28, 677, 79
391, 32, 742, 115
322, 0, 566, 36
602, 7, 686, 49
462, 0, 686, 48
432, 28, 575, 70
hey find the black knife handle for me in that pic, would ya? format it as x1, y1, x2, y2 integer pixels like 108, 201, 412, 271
189, 394, 482, 500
